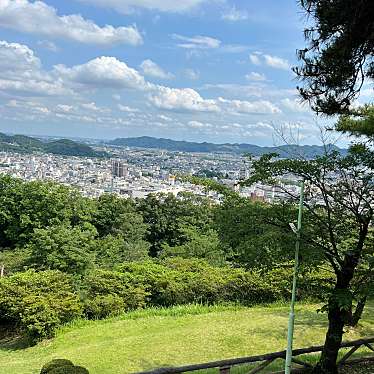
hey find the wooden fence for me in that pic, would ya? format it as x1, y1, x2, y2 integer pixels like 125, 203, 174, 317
135, 337, 374, 374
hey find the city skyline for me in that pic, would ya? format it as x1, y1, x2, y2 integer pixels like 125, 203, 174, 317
0, 0, 368, 145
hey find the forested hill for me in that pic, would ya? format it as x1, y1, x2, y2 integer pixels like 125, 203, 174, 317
109, 136, 346, 158
0, 133, 108, 158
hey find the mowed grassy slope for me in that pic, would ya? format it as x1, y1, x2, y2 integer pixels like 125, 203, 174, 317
1, 303, 374, 374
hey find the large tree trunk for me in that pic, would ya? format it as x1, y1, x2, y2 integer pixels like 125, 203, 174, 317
312, 299, 345, 374
312, 253, 359, 374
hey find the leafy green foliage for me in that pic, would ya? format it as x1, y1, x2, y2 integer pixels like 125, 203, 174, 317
0, 271, 82, 342
94, 234, 149, 269
25, 224, 97, 275
82, 269, 148, 319
0, 175, 94, 248
93, 194, 147, 241
136, 192, 214, 256
118, 258, 326, 307
160, 226, 225, 266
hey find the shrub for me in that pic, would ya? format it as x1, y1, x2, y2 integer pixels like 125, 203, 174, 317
40, 359, 74, 374
82, 269, 148, 319
0, 270, 82, 342
118, 258, 279, 306
266, 265, 335, 301
40, 359, 89, 374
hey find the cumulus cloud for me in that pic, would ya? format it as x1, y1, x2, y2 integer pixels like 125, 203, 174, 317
140, 59, 174, 80
222, 7, 248, 21
0, 40, 70, 96
0, 0, 143, 46
0, 40, 40, 73
218, 97, 282, 114
54, 56, 148, 90
173, 34, 221, 49
78, 0, 208, 14
149, 86, 220, 112
249, 52, 290, 71
280, 98, 310, 113
246, 72, 266, 81
263, 54, 290, 70
249, 53, 262, 65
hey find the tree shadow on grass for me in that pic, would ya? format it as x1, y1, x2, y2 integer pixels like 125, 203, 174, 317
0, 324, 31, 351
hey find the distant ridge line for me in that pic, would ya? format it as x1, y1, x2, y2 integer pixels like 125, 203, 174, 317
108, 136, 346, 158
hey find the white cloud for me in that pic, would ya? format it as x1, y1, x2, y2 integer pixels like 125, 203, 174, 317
249, 53, 261, 65
249, 52, 290, 71
263, 54, 290, 70
184, 68, 200, 80
188, 120, 213, 128
81, 102, 110, 113
218, 97, 282, 114
54, 56, 148, 90
55, 104, 74, 113
0, 40, 40, 74
0, 40, 70, 96
149, 86, 220, 112
246, 72, 266, 81
222, 7, 248, 21
157, 114, 173, 121
140, 59, 174, 80
78, 0, 208, 14
280, 98, 310, 113
173, 34, 221, 49
118, 104, 140, 113
0, 0, 143, 46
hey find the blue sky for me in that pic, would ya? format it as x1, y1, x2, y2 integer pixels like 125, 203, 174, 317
0, 0, 351, 145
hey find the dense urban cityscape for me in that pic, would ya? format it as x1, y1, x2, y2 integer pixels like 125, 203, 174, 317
0, 144, 300, 202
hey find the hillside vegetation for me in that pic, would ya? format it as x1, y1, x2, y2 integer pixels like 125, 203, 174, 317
0, 133, 108, 158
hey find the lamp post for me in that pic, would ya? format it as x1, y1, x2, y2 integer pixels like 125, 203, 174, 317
285, 180, 305, 374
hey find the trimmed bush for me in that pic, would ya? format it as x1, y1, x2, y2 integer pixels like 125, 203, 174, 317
40, 359, 74, 374
0, 270, 82, 342
40, 359, 89, 374
48, 367, 89, 374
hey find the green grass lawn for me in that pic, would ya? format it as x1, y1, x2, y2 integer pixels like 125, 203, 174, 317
1, 302, 373, 374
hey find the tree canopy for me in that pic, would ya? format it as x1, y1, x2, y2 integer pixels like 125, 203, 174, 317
248, 146, 374, 373
295, 0, 374, 115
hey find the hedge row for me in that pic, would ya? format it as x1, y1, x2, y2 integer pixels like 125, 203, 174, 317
0, 258, 334, 342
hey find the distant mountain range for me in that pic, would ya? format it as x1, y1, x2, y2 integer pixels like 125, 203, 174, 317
0, 133, 108, 158
109, 136, 346, 158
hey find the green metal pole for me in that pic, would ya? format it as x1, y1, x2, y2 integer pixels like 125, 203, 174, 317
285, 180, 305, 374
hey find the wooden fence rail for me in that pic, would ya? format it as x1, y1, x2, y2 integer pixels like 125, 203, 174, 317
135, 337, 374, 374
